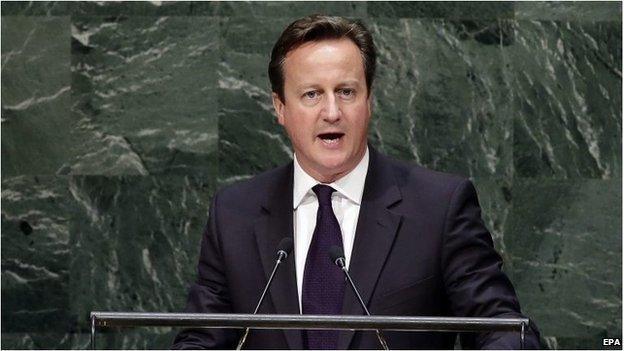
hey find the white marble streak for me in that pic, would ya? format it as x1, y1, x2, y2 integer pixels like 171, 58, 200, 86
2, 86, 70, 111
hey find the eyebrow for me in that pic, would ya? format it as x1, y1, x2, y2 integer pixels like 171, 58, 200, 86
296, 80, 361, 91
336, 81, 359, 88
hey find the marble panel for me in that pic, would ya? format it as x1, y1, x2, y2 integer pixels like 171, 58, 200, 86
515, 1, 622, 22
71, 1, 203, 17
212, 1, 367, 18
68, 16, 219, 176
504, 178, 622, 349
0, 1, 71, 16
217, 16, 297, 184
368, 1, 514, 19
1, 175, 214, 349
370, 18, 514, 178
1, 1, 367, 18
507, 20, 621, 178
1, 176, 76, 346
1, 332, 90, 349
67, 175, 213, 349
1, 16, 73, 176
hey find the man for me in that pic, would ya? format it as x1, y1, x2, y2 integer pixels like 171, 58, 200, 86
173, 15, 541, 349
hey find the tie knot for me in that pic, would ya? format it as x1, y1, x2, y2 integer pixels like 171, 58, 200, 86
312, 184, 335, 207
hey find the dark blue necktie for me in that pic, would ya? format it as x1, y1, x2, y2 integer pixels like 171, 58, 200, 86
302, 184, 346, 349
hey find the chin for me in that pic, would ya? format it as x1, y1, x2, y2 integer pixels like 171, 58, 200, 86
316, 157, 350, 176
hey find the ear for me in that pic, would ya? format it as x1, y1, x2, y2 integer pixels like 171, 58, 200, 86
366, 91, 373, 115
272, 92, 286, 126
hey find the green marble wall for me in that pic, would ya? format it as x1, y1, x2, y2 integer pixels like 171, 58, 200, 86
1, 2, 621, 349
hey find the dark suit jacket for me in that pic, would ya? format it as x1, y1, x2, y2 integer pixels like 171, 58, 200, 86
172, 147, 541, 349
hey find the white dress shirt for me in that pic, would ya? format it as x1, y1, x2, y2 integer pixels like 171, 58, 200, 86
292, 147, 369, 312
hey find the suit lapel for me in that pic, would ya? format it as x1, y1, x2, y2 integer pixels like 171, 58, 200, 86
337, 147, 403, 350
253, 163, 304, 350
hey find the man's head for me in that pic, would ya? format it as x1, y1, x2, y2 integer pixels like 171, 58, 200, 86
269, 15, 377, 183
269, 15, 377, 102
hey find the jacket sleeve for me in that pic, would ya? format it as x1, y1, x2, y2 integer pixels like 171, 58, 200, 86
172, 191, 239, 349
441, 179, 542, 349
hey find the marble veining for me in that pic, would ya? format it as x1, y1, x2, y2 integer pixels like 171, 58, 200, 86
1, 2, 621, 349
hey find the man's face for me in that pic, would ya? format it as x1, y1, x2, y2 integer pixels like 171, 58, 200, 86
272, 38, 371, 183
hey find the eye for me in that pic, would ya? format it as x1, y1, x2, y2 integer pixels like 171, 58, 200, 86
303, 91, 319, 99
339, 88, 355, 98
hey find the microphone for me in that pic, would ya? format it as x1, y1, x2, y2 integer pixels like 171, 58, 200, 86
329, 246, 390, 350
276, 238, 293, 263
236, 238, 293, 350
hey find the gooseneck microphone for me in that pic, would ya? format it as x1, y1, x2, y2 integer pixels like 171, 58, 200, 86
236, 237, 293, 350
329, 246, 390, 350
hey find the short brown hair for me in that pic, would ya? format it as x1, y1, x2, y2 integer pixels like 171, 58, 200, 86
268, 14, 377, 102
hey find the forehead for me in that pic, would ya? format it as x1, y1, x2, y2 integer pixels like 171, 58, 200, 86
282, 38, 365, 88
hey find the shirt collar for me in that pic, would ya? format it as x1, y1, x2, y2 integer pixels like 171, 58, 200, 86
293, 146, 369, 209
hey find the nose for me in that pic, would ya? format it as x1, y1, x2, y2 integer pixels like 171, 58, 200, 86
321, 94, 341, 123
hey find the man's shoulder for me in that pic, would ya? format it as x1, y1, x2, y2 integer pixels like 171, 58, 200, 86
375, 152, 474, 216
380, 152, 467, 193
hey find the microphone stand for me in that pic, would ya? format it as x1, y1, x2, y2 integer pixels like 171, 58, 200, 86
236, 249, 288, 350
335, 256, 390, 350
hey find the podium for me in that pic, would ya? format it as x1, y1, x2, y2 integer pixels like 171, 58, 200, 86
90, 312, 529, 349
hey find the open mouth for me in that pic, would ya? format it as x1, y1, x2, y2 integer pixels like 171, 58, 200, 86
317, 132, 345, 144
